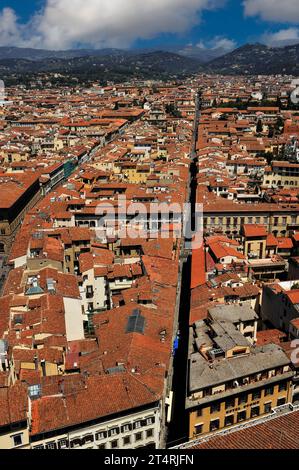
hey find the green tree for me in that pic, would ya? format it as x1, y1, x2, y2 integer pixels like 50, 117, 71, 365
275, 116, 284, 132
256, 119, 263, 133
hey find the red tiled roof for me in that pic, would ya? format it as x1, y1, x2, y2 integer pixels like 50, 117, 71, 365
256, 329, 287, 346
243, 224, 267, 238
286, 289, 299, 305
192, 410, 299, 449
266, 234, 278, 247
277, 237, 293, 249
0, 383, 28, 427
30, 373, 160, 436
191, 246, 206, 289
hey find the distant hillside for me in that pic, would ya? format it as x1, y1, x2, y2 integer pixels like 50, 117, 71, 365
1, 43, 299, 82
0, 50, 203, 83
207, 43, 299, 75
0, 46, 130, 61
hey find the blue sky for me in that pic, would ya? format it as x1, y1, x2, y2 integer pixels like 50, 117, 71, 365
0, 0, 298, 51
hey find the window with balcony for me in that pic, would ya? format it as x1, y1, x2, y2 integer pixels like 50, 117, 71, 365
237, 411, 246, 423
146, 417, 155, 426
58, 439, 68, 449
225, 398, 235, 409
83, 435, 94, 444
209, 419, 220, 432
210, 402, 221, 414
146, 429, 154, 438
264, 402, 272, 413
251, 406, 260, 418
224, 415, 234, 427
265, 386, 274, 396
96, 431, 107, 440
278, 382, 287, 392
277, 397, 287, 407
135, 432, 143, 442
195, 424, 203, 435
121, 424, 132, 433
46, 442, 57, 449
111, 440, 118, 449
238, 394, 247, 405
70, 438, 81, 448
108, 428, 119, 437
252, 390, 261, 400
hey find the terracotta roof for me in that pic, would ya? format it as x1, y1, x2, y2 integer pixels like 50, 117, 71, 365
243, 224, 267, 238
192, 410, 299, 449
191, 246, 206, 289
30, 373, 160, 436
0, 383, 28, 427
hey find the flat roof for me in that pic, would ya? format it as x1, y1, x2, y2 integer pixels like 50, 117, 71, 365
0, 173, 40, 209
208, 304, 259, 324
189, 343, 290, 394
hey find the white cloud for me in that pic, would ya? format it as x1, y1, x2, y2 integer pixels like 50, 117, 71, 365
0, 0, 226, 50
0, 8, 21, 45
262, 28, 299, 47
196, 36, 237, 51
244, 0, 299, 23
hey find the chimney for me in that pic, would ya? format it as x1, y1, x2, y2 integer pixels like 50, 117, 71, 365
59, 379, 65, 395
41, 359, 46, 377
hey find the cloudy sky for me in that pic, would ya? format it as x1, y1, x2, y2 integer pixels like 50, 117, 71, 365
0, 0, 298, 51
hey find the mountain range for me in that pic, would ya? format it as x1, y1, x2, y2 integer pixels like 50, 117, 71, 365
0, 43, 298, 82
208, 43, 299, 75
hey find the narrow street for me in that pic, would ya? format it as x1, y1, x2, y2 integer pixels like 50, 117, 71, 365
166, 92, 201, 448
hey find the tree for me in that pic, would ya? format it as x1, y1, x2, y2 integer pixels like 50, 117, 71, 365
165, 103, 182, 118
268, 125, 274, 138
256, 119, 263, 133
275, 116, 284, 133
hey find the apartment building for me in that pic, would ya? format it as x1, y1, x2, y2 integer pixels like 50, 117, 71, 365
203, 202, 299, 238
263, 161, 299, 189
0, 173, 41, 256
186, 306, 293, 440
28, 375, 161, 450
261, 280, 299, 334
0, 384, 30, 449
